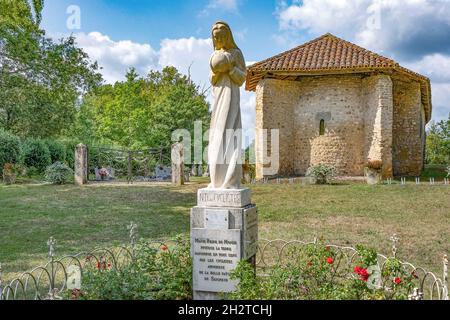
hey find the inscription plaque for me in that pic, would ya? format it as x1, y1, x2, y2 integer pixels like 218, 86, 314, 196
205, 209, 229, 229
197, 188, 251, 208
192, 229, 241, 293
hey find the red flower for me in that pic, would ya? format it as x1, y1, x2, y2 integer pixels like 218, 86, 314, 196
354, 266, 369, 282
97, 262, 101, 269
161, 244, 168, 251
394, 277, 402, 285
326, 257, 334, 264
307, 261, 313, 267
108, 262, 112, 269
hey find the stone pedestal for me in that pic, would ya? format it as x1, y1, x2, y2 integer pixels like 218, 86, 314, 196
74, 144, 88, 186
191, 188, 258, 300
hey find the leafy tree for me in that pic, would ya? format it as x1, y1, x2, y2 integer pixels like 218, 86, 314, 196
426, 114, 450, 165
71, 67, 210, 150
0, 0, 103, 138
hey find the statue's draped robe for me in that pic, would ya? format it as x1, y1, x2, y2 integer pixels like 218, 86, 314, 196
208, 48, 247, 189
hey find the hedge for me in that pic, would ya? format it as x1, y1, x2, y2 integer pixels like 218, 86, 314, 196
44, 139, 67, 164
0, 129, 21, 170
21, 138, 52, 174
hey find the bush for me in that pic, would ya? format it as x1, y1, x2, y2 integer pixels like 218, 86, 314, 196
0, 129, 21, 170
44, 162, 73, 184
60, 139, 79, 170
76, 236, 192, 300
447, 165, 450, 178
44, 140, 66, 164
21, 138, 52, 174
306, 164, 337, 184
230, 242, 415, 300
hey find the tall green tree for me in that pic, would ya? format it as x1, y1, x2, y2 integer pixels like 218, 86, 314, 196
71, 67, 210, 149
426, 114, 450, 165
0, 0, 103, 138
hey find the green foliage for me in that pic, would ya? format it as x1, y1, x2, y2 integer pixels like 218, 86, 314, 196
230, 242, 415, 300
306, 164, 337, 184
44, 139, 66, 164
426, 115, 450, 165
58, 138, 79, 170
44, 161, 73, 184
20, 138, 51, 173
77, 236, 192, 300
447, 165, 450, 178
0, 129, 21, 169
0, 0, 103, 138
70, 67, 210, 149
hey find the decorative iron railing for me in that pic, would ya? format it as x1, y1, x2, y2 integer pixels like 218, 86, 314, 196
1, 227, 448, 300
0, 222, 139, 300
255, 236, 448, 300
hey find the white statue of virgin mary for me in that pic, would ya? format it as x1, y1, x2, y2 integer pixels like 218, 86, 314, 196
208, 21, 247, 189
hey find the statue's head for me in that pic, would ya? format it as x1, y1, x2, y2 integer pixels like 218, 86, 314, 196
212, 21, 238, 50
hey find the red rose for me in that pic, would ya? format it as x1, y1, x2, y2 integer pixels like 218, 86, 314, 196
326, 257, 334, 264
161, 244, 168, 251
359, 269, 369, 282
354, 266, 369, 282
307, 261, 313, 267
97, 262, 101, 269
394, 277, 402, 285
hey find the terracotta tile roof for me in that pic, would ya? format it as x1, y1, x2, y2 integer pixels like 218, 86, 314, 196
246, 33, 432, 122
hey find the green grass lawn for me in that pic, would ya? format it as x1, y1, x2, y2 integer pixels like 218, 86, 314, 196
1, 176, 449, 279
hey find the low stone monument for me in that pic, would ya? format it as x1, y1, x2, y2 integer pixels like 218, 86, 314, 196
191, 21, 258, 300
171, 142, 184, 185
191, 165, 198, 177
74, 144, 88, 186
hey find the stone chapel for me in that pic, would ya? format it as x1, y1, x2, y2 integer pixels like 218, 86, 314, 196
246, 33, 432, 179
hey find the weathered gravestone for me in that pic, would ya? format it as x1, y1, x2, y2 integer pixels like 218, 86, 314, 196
74, 144, 88, 186
191, 165, 198, 177
190, 21, 258, 300
155, 166, 171, 180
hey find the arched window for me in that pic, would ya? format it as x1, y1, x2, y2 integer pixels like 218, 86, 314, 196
319, 119, 325, 135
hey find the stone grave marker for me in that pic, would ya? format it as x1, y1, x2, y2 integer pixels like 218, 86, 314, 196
74, 144, 88, 186
171, 142, 184, 185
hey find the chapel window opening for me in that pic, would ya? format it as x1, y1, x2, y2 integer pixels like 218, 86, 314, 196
319, 119, 325, 136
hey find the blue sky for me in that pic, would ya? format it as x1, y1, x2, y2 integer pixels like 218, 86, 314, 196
42, 0, 282, 62
41, 0, 450, 138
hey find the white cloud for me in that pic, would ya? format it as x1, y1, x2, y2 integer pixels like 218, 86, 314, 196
404, 54, 450, 84
276, 0, 450, 59
159, 37, 213, 90
428, 83, 450, 121
74, 32, 159, 83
